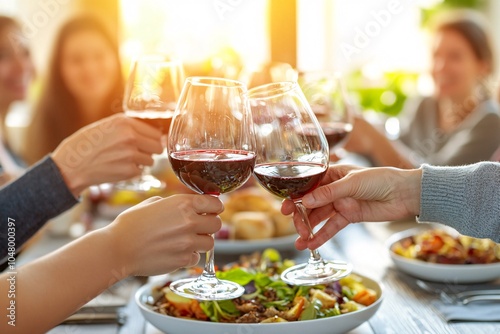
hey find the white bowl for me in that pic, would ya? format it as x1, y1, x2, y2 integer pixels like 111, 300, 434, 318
387, 227, 500, 283
135, 273, 383, 334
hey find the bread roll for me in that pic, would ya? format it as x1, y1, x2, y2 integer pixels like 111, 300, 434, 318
271, 210, 296, 237
224, 188, 275, 213
232, 211, 275, 240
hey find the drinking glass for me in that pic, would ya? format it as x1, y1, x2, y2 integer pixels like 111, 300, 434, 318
299, 72, 353, 156
168, 77, 255, 300
116, 55, 184, 192
248, 81, 352, 286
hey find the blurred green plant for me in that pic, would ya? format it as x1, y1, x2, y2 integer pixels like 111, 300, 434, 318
420, 0, 486, 26
345, 70, 419, 117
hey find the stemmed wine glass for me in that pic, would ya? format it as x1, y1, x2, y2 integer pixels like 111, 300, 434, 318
248, 81, 352, 286
299, 72, 353, 157
168, 77, 255, 300
116, 55, 184, 192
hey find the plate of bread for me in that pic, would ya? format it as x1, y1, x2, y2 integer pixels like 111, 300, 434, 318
215, 187, 297, 253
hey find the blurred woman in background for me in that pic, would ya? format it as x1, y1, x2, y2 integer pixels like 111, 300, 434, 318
345, 10, 500, 168
23, 15, 123, 164
0, 16, 34, 181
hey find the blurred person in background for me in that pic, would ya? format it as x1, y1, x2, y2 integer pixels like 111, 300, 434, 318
0, 16, 35, 182
23, 14, 123, 165
344, 10, 500, 168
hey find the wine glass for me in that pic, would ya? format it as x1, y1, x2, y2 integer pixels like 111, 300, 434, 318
248, 81, 352, 286
168, 77, 255, 300
299, 72, 353, 157
116, 55, 184, 192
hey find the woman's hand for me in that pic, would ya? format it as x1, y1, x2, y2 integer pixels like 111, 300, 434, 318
1, 194, 223, 334
106, 194, 223, 277
52, 114, 164, 197
281, 165, 422, 250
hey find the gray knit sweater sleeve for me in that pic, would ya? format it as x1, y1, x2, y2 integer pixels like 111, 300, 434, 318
419, 162, 500, 242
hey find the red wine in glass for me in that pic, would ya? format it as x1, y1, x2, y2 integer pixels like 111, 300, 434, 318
249, 81, 352, 286
167, 77, 255, 300
116, 56, 184, 192
169, 150, 256, 195
321, 122, 352, 151
301, 122, 352, 152
126, 110, 174, 135
253, 162, 326, 200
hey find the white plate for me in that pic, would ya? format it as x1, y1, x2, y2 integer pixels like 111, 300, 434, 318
215, 234, 297, 253
136, 273, 383, 334
387, 227, 500, 283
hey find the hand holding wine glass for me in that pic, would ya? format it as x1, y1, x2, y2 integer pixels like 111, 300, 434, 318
248, 81, 352, 286
117, 55, 184, 192
168, 77, 255, 300
299, 72, 353, 158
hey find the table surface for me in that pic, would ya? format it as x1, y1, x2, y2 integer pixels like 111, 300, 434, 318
17, 218, 500, 334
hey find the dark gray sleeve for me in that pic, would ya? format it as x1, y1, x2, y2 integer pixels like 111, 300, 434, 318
418, 162, 500, 242
426, 113, 500, 166
0, 156, 78, 263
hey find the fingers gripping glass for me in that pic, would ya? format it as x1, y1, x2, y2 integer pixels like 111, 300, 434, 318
168, 77, 256, 300
248, 82, 352, 286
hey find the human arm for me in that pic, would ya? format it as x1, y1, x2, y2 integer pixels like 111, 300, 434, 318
0, 194, 223, 334
281, 165, 421, 250
344, 116, 415, 168
51, 113, 163, 197
0, 114, 163, 262
282, 162, 500, 250
420, 162, 500, 241
0, 156, 78, 263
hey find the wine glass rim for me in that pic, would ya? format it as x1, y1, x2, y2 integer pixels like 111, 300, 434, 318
247, 81, 298, 100
186, 76, 246, 88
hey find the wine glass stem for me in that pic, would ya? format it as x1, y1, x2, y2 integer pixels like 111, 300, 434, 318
202, 234, 216, 277
200, 195, 218, 279
142, 165, 152, 176
294, 201, 322, 262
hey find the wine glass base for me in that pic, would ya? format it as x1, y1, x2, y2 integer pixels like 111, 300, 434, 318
115, 175, 166, 192
281, 260, 353, 286
170, 277, 245, 301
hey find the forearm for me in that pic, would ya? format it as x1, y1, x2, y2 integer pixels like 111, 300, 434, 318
369, 130, 415, 169
0, 156, 77, 262
0, 228, 125, 333
419, 162, 500, 242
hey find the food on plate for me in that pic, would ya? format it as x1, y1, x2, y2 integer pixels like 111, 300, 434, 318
218, 187, 295, 240
391, 229, 500, 264
272, 210, 297, 237
232, 212, 275, 240
149, 249, 378, 323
